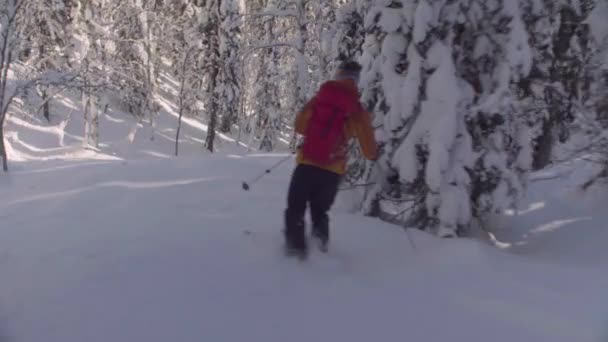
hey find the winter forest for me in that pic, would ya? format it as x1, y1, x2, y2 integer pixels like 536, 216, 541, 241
3, 0, 607, 238
2, 0, 608, 340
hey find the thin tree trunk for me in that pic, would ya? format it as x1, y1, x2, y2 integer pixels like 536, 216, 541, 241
83, 89, 90, 147
38, 43, 51, 122
43, 90, 50, 122
175, 105, 183, 156
532, 119, 554, 170
91, 96, 99, 147
0, 92, 8, 172
206, 58, 219, 153
175, 51, 190, 156
36, 85, 51, 122
0, 117, 7, 172
206, 110, 217, 152
83, 77, 99, 149
236, 73, 246, 147
205, 52, 219, 153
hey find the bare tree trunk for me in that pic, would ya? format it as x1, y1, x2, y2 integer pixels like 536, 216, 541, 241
175, 104, 183, 156
83, 87, 99, 149
0, 117, 7, 172
43, 89, 50, 122
38, 44, 51, 122
83, 89, 90, 147
206, 60, 219, 153
175, 50, 190, 156
0, 103, 8, 173
36, 85, 51, 122
206, 110, 217, 152
91, 97, 99, 147
532, 119, 554, 170
205, 50, 219, 153
236, 71, 246, 147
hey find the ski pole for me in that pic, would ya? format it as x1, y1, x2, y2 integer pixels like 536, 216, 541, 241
338, 182, 377, 191
242, 153, 294, 191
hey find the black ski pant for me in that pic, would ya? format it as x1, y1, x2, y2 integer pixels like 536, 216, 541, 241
284, 164, 341, 247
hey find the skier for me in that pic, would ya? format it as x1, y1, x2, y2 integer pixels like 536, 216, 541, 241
283, 60, 378, 258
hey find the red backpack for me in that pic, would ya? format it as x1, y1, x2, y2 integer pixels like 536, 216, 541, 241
301, 80, 362, 165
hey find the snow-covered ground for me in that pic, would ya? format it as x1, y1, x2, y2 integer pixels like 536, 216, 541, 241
1, 157, 607, 341
1, 94, 607, 341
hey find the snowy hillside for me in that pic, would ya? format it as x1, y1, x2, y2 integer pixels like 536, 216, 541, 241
3, 69, 256, 164
1, 148, 608, 341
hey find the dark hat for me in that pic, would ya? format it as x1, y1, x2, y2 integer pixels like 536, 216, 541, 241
338, 60, 362, 73
335, 60, 362, 82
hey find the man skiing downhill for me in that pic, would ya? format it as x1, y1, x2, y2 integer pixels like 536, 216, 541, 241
283, 60, 378, 259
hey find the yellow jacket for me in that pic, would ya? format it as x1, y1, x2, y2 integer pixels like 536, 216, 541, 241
294, 79, 378, 175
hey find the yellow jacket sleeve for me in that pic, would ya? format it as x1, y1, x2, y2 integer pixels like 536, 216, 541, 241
353, 110, 378, 161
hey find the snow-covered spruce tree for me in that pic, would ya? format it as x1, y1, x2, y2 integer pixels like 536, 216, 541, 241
352, 0, 409, 216
516, 0, 595, 170
330, 0, 365, 70
357, 0, 535, 238
218, 0, 242, 134
574, 0, 608, 188
588, 0, 608, 123
554, 0, 601, 170
330, 0, 368, 192
457, 1, 535, 232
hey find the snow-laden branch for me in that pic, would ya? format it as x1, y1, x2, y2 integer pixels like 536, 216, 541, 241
2, 71, 79, 115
